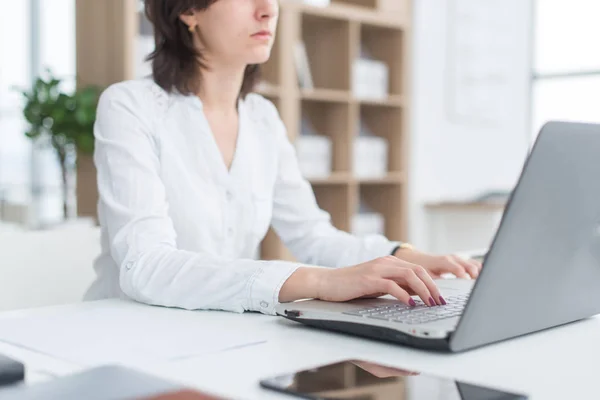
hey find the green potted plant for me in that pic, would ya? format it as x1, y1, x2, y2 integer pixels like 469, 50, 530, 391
17, 69, 101, 221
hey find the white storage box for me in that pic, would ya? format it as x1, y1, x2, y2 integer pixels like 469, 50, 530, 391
352, 212, 385, 237
296, 135, 332, 179
353, 136, 388, 178
353, 58, 389, 100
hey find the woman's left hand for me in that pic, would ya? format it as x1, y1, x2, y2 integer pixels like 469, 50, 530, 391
393, 249, 482, 280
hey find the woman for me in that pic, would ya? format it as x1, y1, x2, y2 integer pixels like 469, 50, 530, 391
85, 0, 481, 314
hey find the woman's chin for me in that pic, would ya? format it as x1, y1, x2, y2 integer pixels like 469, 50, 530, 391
246, 49, 273, 65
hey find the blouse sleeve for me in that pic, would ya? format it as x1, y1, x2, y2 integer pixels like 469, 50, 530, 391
94, 83, 302, 315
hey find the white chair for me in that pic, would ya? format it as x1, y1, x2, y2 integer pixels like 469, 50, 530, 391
0, 220, 100, 311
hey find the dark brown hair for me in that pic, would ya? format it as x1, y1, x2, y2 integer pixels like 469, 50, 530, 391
144, 0, 260, 99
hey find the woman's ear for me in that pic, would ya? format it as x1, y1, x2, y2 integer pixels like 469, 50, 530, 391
179, 9, 197, 30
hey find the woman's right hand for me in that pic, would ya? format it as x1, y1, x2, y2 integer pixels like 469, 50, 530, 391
279, 256, 446, 307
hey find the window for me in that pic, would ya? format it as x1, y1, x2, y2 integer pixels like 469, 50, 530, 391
532, 0, 600, 137
0, 1, 32, 207
0, 0, 75, 226
37, 0, 76, 225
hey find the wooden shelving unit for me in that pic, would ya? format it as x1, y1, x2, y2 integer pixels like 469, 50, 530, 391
75, 0, 411, 261
260, 0, 412, 260
300, 88, 351, 103
359, 95, 405, 108
358, 172, 406, 185
309, 172, 352, 185
254, 83, 282, 99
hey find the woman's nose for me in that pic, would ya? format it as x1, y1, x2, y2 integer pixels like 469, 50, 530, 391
256, 0, 278, 20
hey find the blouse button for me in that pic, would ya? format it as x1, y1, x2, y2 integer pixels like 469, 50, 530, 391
260, 301, 269, 308
226, 190, 233, 202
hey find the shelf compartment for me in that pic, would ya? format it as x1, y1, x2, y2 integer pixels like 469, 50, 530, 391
293, 1, 406, 29
301, 88, 351, 103
332, 0, 411, 17
358, 94, 404, 107
309, 172, 352, 185
360, 23, 405, 96
301, 13, 351, 91
301, 99, 352, 173
332, 0, 378, 8
359, 103, 405, 173
314, 185, 352, 232
254, 83, 282, 99
359, 184, 405, 241
358, 172, 406, 185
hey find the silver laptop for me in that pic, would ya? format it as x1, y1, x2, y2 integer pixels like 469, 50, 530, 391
276, 121, 600, 352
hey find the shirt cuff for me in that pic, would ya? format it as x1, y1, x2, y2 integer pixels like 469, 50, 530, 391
247, 261, 302, 315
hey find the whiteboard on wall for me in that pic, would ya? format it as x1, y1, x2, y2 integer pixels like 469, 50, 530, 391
445, 0, 518, 127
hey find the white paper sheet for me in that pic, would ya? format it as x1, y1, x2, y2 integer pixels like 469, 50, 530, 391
0, 301, 268, 367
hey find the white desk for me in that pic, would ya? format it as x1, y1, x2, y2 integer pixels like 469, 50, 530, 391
1, 299, 599, 399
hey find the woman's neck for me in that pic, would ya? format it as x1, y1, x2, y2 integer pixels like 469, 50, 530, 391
197, 63, 245, 113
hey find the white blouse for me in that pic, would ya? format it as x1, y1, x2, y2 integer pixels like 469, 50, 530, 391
84, 79, 399, 315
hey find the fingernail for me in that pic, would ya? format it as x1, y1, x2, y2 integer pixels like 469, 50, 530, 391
409, 299, 416, 307
439, 296, 447, 305
429, 297, 436, 307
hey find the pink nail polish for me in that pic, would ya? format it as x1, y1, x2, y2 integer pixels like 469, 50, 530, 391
409, 299, 416, 307
439, 296, 447, 305
429, 297, 436, 307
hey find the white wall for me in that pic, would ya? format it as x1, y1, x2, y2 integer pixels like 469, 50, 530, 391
408, 0, 534, 250
0, 221, 98, 311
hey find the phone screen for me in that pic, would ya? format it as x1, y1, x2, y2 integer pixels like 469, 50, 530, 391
260, 360, 528, 400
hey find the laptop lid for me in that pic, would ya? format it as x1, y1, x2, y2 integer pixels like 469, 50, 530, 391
450, 121, 600, 352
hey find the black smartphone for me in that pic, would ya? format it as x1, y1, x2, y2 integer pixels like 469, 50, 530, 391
260, 359, 528, 400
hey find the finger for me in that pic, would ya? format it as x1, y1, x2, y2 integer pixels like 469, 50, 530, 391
401, 269, 436, 306
409, 264, 445, 305
374, 279, 414, 307
380, 264, 434, 307
468, 259, 482, 277
427, 271, 443, 280
472, 259, 483, 271
357, 292, 386, 299
442, 257, 470, 279
377, 257, 437, 306
454, 256, 480, 279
